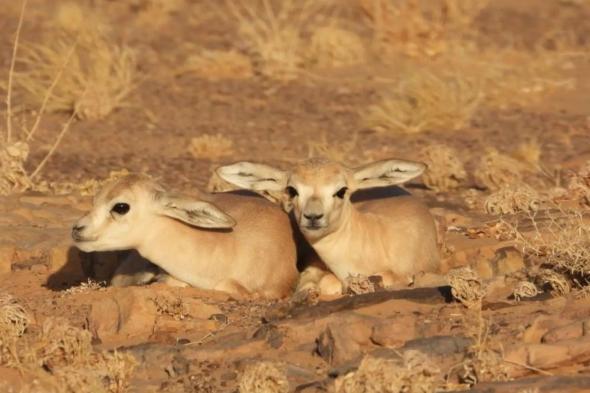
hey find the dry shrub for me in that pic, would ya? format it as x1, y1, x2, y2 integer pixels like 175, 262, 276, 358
508, 207, 590, 277
14, 3, 136, 120
0, 313, 137, 393
563, 160, 590, 207
225, 0, 323, 81
337, 351, 440, 393
484, 185, 543, 215
359, 0, 488, 58
512, 281, 539, 301
0, 141, 32, 195
474, 149, 531, 191
189, 134, 235, 160
32, 169, 130, 196
419, 144, 466, 192
61, 279, 106, 296
306, 26, 366, 68
306, 131, 366, 166
179, 50, 253, 80
536, 269, 571, 297
238, 361, 289, 393
152, 294, 188, 321
512, 139, 542, 169
0, 294, 29, 339
363, 69, 481, 133
448, 267, 485, 308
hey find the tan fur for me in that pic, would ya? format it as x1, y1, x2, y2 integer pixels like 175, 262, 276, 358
216, 158, 440, 294
73, 175, 298, 298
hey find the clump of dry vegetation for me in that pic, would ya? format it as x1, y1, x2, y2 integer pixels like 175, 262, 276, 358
0, 294, 136, 393
484, 184, 543, 215
345, 274, 377, 295
512, 280, 539, 301
152, 294, 189, 321
448, 267, 485, 308
359, 0, 488, 58
306, 26, 367, 68
336, 351, 440, 393
179, 50, 253, 80
61, 279, 106, 297
15, 3, 137, 120
363, 69, 481, 133
238, 361, 289, 393
474, 149, 532, 191
419, 144, 467, 192
188, 133, 235, 160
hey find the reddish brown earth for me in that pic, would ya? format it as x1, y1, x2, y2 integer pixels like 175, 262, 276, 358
1, 0, 590, 392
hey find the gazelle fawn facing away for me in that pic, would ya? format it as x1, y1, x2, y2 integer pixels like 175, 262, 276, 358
72, 174, 298, 298
216, 158, 440, 294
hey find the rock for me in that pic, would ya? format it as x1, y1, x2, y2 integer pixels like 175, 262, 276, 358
89, 287, 157, 348
0, 244, 15, 274
316, 314, 374, 366
523, 316, 573, 344
370, 315, 417, 348
543, 320, 585, 343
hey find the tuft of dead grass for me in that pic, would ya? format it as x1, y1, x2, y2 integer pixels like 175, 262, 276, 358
238, 360, 289, 393
306, 26, 367, 68
336, 351, 440, 393
474, 148, 531, 191
0, 293, 29, 339
512, 281, 539, 301
484, 185, 543, 215
419, 144, 466, 192
178, 49, 253, 80
536, 269, 571, 297
0, 311, 137, 393
189, 134, 235, 161
508, 207, 590, 277
15, 32, 136, 120
152, 294, 188, 321
363, 69, 481, 134
359, 0, 488, 58
448, 267, 485, 308
0, 141, 32, 195
225, 0, 323, 81
61, 279, 106, 297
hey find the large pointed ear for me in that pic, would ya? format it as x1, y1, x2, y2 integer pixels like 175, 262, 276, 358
215, 162, 288, 193
156, 195, 236, 229
352, 159, 426, 190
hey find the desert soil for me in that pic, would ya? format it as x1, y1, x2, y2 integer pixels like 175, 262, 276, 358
1, 0, 590, 392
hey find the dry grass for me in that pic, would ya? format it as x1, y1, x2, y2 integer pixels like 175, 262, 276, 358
306, 26, 367, 68
61, 279, 106, 297
474, 148, 532, 191
178, 50, 253, 80
363, 69, 482, 134
152, 294, 188, 321
188, 134, 235, 161
484, 185, 543, 216
225, 0, 324, 81
506, 205, 590, 277
0, 296, 137, 393
305, 131, 367, 166
360, 0, 488, 58
419, 144, 466, 192
536, 269, 571, 297
512, 281, 539, 301
447, 267, 485, 308
336, 351, 440, 393
238, 361, 289, 393
15, 31, 136, 120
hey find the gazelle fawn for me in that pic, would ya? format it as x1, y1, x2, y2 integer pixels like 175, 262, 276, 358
72, 174, 298, 298
216, 158, 440, 294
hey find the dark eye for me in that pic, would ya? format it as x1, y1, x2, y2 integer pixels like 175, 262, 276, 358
334, 187, 348, 199
111, 203, 130, 215
286, 186, 298, 198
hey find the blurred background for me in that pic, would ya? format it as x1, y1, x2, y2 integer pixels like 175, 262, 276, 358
0, 0, 589, 199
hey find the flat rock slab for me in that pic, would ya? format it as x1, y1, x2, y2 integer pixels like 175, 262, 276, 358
448, 375, 590, 393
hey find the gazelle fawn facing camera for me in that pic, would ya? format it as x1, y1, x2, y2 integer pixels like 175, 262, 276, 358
216, 158, 440, 294
71, 174, 298, 298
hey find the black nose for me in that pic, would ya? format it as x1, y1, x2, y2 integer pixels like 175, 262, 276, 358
304, 213, 324, 221
71, 225, 85, 240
